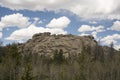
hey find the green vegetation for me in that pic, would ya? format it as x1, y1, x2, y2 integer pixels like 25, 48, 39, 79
0, 43, 120, 80
21, 56, 35, 80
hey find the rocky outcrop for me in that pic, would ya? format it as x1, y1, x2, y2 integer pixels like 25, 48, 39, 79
19, 32, 98, 57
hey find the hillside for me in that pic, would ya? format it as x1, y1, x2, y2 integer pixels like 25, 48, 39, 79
19, 32, 117, 58
19, 32, 97, 56
0, 32, 120, 80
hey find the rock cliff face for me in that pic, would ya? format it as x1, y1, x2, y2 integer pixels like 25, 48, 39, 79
19, 32, 98, 57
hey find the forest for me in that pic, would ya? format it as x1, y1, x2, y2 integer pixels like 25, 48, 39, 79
0, 43, 120, 80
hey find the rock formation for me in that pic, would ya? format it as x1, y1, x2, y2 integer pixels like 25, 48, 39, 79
19, 32, 98, 57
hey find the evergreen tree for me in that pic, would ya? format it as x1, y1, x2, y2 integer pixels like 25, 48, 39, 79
21, 54, 35, 80
21, 63, 35, 80
8, 44, 22, 80
109, 42, 114, 60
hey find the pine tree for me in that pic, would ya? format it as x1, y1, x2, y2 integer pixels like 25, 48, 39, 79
8, 43, 22, 80
21, 54, 35, 80
109, 42, 114, 60
21, 63, 35, 80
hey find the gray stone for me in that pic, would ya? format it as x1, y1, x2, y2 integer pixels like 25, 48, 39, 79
19, 32, 98, 56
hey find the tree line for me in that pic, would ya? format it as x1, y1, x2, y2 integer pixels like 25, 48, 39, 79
0, 43, 120, 80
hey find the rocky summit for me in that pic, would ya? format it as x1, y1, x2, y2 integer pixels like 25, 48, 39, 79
18, 32, 98, 57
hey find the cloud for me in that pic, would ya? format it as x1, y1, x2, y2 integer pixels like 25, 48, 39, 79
89, 21, 97, 24
79, 32, 99, 40
6, 24, 67, 42
0, 0, 120, 19
91, 31, 97, 39
0, 22, 4, 31
38, 21, 43, 24
5, 16, 70, 42
101, 34, 120, 45
78, 25, 93, 32
79, 33, 90, 36
0, 32, 2, 38
80, 31, 99, 39
114, 45, 120, 50
93, 25, 105, 32
0, 13, 30, 30
110, 21, 120, 31
46, 16, 71, 29
78, 25, 105, 39
101, 34, 120, 50
78, 25, 105, 32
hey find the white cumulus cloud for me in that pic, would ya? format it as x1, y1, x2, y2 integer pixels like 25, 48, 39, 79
93, 26, 105, 32
101, 34, 120, 50
78, 25, 105, 39
110, 21, 120, 31
0, 0, 120, 19
46, 16, 71, 29
79, 33, 90, 36
91, 31, 97, 39
0, 13, 30, 30
6, 24, 67, 42
5, 16, 70, 42
114, 45, 120, 50
101, 34, 120, 45
89, 21, 97, 24
78, 25, 105, 32
78, 25, 93, 32
0, 32, 2, 38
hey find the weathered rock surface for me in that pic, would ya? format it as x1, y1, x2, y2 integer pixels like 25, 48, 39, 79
19, 32, 98, 57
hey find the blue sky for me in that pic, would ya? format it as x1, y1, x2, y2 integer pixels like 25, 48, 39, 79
0, 0, 120, 50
